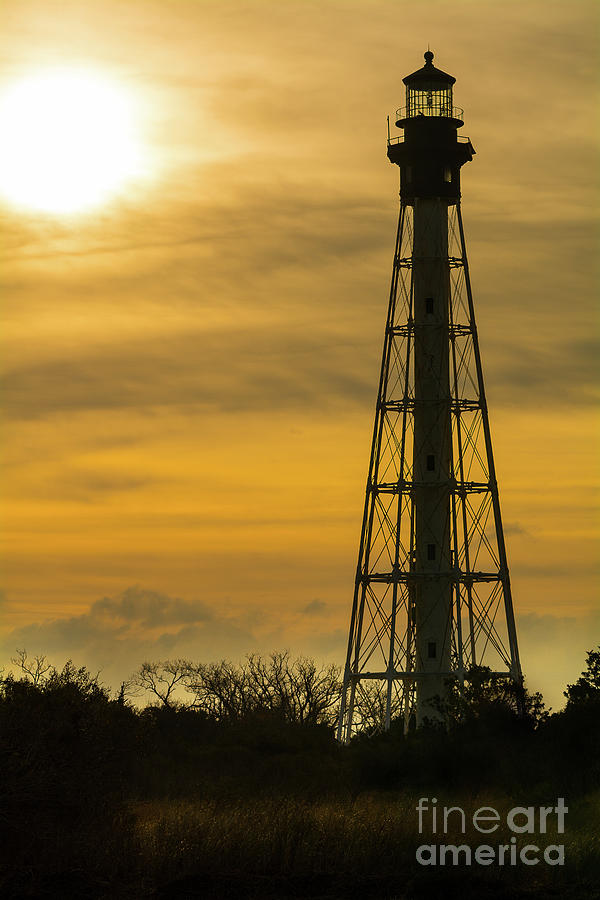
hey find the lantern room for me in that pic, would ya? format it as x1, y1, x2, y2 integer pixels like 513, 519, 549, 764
401, 50, 455, 120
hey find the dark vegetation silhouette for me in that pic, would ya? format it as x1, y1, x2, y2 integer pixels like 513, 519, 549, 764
1, 647, 599, 899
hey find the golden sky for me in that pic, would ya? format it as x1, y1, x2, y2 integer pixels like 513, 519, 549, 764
1, 0, 598, 709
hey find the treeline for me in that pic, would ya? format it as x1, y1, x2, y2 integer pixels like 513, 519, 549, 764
1, 647, 599, 898
2, 646, 600, 799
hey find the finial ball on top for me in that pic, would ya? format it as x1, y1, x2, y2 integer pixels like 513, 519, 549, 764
424, 50, 434, 64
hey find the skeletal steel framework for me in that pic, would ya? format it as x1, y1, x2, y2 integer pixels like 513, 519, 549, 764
337, 52, 522, 741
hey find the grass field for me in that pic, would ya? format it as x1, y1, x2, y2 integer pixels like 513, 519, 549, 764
106, 790, 600, 899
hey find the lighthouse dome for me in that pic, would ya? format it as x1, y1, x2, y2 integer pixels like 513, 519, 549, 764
403, 50, 456, 86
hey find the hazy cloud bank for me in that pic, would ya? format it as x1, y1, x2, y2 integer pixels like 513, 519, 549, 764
2, 586, 598, 712
1, 586, 256, 688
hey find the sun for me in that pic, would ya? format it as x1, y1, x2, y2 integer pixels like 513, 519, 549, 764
0, 67, 147, 215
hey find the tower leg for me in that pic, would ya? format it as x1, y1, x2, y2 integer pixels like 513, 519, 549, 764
455, 204, 523, 687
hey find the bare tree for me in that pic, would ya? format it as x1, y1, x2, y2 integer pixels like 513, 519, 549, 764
127, 659, 193, 709
11, 649, 54, 686
184, 652, 341, 726
184, 660, 249, 718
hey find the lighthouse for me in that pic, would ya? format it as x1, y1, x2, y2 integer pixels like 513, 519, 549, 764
337, 52, 522, 740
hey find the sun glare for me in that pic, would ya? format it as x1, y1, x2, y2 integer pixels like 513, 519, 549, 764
0, 67, 147, 215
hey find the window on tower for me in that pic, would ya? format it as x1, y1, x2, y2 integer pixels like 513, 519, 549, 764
428, 641, 437, 659
425, 297, 434, 315
427, 544, 436, 561
426, 454, 435, 471
444, 167, 452, 183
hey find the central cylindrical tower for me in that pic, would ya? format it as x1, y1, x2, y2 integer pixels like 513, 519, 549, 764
411, 197, 452, 720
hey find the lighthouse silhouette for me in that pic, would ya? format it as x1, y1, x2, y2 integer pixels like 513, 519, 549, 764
337, 51, 522, 740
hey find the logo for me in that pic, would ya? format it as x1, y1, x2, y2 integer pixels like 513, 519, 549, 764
415, 797, 567, 866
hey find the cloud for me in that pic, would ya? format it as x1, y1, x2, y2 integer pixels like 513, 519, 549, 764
45, 469, 155, 502
512, 561, 600, 580
0, 178, 389, 273
4, 311, 595, 428
487, 337, 600, 407
1, 322, 376, 421
91, 586, 214, 628
2, 170, 595, 429
504, 522, 528, 536
301, 599, 327, 616
0, 586, 257, 689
